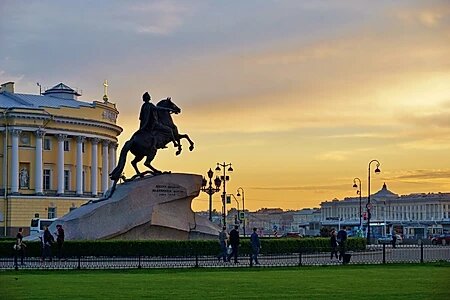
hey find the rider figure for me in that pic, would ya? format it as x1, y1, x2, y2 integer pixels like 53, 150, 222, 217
139, 92, 178, 149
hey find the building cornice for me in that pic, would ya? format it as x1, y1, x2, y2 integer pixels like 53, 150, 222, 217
0, 113, 122, 136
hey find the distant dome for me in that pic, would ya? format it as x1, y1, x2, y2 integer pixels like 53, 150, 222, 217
373, 183, 398, 198
42, 83, 81, 100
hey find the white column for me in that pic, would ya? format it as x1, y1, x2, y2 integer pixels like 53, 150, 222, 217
34, 130, 45, 195
10, 129, 21, 194
109, 143, 116, 186
57, 134, 66, 195
76, 136, 85, 195
102, 140, 109, 194
90, 138, 99, 196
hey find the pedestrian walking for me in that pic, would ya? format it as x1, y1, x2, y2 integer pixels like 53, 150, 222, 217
337, 226, 347, 261
41, 226, 55, 262
14, 227, 26, 266
217, 226, 228, 262
227, 225, 240, 263
250, 227, 261, 265
56, 224, 65, 260
330, 229, 338, 261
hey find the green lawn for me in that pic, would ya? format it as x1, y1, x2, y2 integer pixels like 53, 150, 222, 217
1, 264, 448, 299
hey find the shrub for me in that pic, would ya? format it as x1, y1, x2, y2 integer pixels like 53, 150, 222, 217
0, 238, 366, 257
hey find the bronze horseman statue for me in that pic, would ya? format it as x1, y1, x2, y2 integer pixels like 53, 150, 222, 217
109, 92, 194, 182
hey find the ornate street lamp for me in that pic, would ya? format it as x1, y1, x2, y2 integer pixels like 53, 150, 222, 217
367, 159, 381, 244
215, 162, 233, 226
353, 178, 362, 229
201, 168, 221, 221
236, 187, 245, 236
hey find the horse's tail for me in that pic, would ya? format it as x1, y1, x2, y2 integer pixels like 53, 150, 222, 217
109, 140, 132, 181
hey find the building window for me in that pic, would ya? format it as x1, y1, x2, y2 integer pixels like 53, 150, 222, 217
43, 169, 51, 190
48, 207, 57, 219
64, 170, 70, 191
44, 138, 52, 150
64, 140, 70, 152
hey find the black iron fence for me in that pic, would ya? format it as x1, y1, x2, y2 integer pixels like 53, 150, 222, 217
2, 244, 449, 270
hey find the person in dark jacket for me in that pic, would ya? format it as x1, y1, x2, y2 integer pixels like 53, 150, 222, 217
227, 225, 240, 263
392, 232, 397, 248
250, 227, 261, 265
41, 226, 55, 262
56, 224, 65, 260
14, 227, 26, 266
337, 226, 348, 261
330, 229, 339, 261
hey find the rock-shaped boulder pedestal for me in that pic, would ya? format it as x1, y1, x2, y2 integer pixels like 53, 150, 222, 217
51, 173, 220, 240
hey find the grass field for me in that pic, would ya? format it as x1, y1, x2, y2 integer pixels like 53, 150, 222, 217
1, 264, 448, 299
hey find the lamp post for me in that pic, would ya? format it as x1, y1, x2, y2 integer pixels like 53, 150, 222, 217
215, 162, 233, 226
229, 194, 241, 226
201, 168, 222, 221
236, 187, 245, 236
353, 178, 362, 229
367, 159, 381, 245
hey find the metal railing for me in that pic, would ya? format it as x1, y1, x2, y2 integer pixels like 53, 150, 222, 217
2, 244, 449, 270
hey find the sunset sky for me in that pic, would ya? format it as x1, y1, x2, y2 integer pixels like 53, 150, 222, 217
1, 1, 449, 211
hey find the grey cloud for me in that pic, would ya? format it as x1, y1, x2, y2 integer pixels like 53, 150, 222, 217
385, 169, 450, 181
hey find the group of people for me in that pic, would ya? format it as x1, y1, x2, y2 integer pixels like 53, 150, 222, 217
330, 226, 348, 262
218, 225, 261, 265
40, 224, 65, 262
13, 224, 65, 266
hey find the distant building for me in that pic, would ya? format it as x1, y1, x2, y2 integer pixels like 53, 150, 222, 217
320, 183, 450, 238
0, 81, 122, 236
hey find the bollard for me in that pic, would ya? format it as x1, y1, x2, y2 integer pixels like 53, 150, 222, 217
138, 255, 142, 269
420, 241, 424, 263
298, 251, 302, 266
77, 255, 81, 270
195, 253, 199, 268
249, 253, 253, 267
382, 243, 386, 264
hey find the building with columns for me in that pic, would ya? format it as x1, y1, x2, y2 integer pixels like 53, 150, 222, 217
320, 183, 450, 239
0, 81, 122, 236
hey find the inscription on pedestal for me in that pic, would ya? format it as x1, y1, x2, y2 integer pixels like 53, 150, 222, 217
152, 184, 185, 197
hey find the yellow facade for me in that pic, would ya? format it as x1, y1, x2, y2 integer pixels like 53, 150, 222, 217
0, 82, 122, 236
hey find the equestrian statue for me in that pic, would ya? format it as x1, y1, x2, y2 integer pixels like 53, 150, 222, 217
109, 92, 194, 182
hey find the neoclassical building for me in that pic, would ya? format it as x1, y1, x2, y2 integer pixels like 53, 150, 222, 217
320, 183, 450, 238
0, 81, 122, 236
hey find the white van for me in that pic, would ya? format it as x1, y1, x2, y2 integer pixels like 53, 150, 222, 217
30, 218, 57, 235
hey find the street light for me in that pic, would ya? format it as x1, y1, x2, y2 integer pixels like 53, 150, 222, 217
236, 187, 246, 236
215, 162, 233, 226
228, 194, 241, 226
367, 159, 381, 245
353, 178, 362, 229
201, 168, 221, 221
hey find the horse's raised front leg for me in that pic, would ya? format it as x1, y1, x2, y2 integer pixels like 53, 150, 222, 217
178, 133, 194, 151
131, 155, 145, 177
175, 142, 182, 156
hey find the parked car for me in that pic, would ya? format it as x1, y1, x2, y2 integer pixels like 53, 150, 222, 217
431, 234, 450, 245
377, 234, 402, 245
281, 232, 303, 238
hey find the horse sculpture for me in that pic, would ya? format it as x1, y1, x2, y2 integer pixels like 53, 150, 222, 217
109, 98, 194, 182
